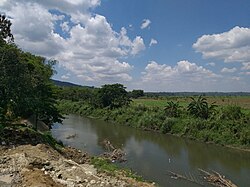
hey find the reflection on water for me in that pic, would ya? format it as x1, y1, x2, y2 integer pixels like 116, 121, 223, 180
52, 115, 250, 187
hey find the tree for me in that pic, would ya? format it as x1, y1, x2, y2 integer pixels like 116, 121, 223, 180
130, 90, 144, 99
187, 95, 217, 119
96, 84, 131, 109
0, 15, 62, 128
57, 87, 95, 102
164, 101, 181, 117
0, 14, 14, 43
0, 44, 27, 121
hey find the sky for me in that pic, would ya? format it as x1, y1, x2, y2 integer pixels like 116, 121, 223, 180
1, 0, 250, 92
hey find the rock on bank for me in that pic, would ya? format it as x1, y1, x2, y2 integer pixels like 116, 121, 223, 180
0, 143, 155, 187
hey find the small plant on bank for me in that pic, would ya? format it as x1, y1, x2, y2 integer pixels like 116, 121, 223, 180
164, 101, 181, 117
187, 95, 217, 119
90, 157, 144, 181
219, 105, 244, 120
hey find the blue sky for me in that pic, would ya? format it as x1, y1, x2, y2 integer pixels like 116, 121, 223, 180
1, 0, 250, 91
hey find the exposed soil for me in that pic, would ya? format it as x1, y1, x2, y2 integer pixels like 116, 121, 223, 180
0, 126, 155, 187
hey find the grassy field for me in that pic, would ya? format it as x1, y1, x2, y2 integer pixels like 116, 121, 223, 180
133, 96, 250, 110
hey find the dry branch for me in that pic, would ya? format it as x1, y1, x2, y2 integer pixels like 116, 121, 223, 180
167, 171, 204, 186
198, 169, 237, 187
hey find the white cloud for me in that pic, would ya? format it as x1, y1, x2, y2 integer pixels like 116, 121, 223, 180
0, 0, 145, 84
61, 75, 70, 80
242, 62, 250, 70
149, 38, 158, 46
232, 76, 241, 81
193, 26, 250, 63
221, 67, 237, 73
207, 62, 215, 67
131, 36, 145, 55
136, 60, 250, 91
0, 0, 7, 6
141, 19, 151, 29
60, 21, 70, 33
142, 60, 219, 85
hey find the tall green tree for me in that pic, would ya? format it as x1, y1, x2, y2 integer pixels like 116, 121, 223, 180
0, 14, 14, 43
0, 14, 62, 127
130, 90, 144, 99
96, 84, 131, 109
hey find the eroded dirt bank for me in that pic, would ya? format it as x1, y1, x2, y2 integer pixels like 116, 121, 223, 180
0, 126, 155, 187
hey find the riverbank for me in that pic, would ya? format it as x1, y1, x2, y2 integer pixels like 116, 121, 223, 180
57, 100, 250, 150
0, 124, 155, 187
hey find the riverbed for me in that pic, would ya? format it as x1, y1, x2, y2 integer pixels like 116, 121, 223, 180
51, 115, 250, 187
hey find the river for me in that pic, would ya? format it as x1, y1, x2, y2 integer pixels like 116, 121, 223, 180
51, 115, 250, 187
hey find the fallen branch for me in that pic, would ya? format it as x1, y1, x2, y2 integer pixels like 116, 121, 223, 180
167, 171, 204, 186
198, 169, 237, 187
100, 139, 126, 163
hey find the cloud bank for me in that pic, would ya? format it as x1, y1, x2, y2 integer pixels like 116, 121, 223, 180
193, 26, 250, 63
0, 0, 145, 84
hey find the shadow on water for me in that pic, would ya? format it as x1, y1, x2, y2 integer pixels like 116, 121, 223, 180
52, 115, 250, 187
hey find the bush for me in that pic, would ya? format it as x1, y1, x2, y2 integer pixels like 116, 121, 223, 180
161, 118, 177, 133
219, 105, 244, 120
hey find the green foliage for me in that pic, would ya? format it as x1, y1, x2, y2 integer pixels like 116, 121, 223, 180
41, 131, 64, 149
0, 14, 14, 43
96, 84, 131, 109
187, 95, 217, 119
129, 89, 144, 99
0, 17, 62, 127
90, 157, 144, 181
57, 87, 95, 102
164, 101, 181, 117
219, 105, 244, 120
161, 118, 178, 133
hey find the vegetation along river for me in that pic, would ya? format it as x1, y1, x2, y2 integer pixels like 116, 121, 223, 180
51, 115, 250, 187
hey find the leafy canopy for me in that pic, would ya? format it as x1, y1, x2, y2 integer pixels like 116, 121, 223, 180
0, 14, 62, 127
187, 95, 217, 119
0, 14, 14, 43
96, 84, 131, 109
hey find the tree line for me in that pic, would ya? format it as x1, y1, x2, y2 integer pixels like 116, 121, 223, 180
57, 84, 144, 109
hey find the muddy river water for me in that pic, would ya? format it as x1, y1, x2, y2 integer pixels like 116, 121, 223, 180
51, 115, 250, 187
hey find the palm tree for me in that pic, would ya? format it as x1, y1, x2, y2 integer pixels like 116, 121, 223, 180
187, 95, 216, 119
164, 101, 181, 117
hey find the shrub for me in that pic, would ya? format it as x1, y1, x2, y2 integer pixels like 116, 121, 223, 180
160, 118, 177, 133
219, 105, 244, 120
187, 96, 217, 119
164, 101, 181, 117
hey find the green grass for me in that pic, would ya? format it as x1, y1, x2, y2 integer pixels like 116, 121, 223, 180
133, 96, 250, 110
132, 98, 168, 108
90, 157, 144, 181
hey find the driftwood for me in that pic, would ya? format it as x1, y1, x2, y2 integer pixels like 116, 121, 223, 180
102, 148, 127, 163
65, 133, 77, 139
199, 169, 238, 187
168, 169, 237, 187
100, 139, 126, 163
101, 139, 116, 151
167, 171, 204, 186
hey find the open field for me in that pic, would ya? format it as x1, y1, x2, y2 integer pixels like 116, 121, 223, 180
133, 96, 250, 110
